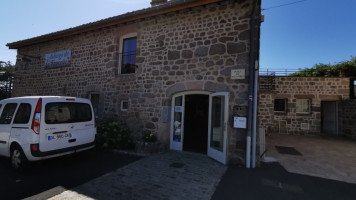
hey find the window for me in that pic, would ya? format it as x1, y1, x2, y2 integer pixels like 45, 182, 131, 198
121, 37, 137, 74
296, 99, 310, 113
0, 103, 18, 124
121, 100, 129, 112
45, 102, 92, 124
274, 99, 287, 113
119, 33, 137, 75
14, 103, 32, 124
90, 93, 100, 118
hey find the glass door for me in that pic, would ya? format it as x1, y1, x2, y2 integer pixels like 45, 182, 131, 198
208, 92, 228, 164
170, 95, 184, 151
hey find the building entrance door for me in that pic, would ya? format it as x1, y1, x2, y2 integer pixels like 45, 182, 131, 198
170, 91, 228, 164
183, 95, 209, 154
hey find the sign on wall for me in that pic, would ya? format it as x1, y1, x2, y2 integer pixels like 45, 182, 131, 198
234, 116, 247, 129
231, 69, 245, 80
45, 49, 71, 68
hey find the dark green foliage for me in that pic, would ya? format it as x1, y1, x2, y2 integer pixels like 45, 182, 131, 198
96, 122, 134, 149
0, 61, 14, 100
290, 57, 356, 77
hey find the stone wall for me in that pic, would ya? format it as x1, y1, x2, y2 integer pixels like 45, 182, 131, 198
13, 0, 258, 164
339, 100, 356, 140
258, 76, 350, 135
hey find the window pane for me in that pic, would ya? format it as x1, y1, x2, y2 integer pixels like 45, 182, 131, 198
274, 99, 286, 112
0, 103, 18, 124
14, 103, 32, 124
121, 37, 137, 74
173, 96, 182, 142
121, 101, 129, 111
45, 102, 92, 124
210, 96, 224, 152
296, 99, 310, 113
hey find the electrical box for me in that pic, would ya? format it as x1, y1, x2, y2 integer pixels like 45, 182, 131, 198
234, 116, 247, 129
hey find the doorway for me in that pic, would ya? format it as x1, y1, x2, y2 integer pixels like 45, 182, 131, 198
183, 95, 209, 154
321, 101, 338, 136
170, 91, 228, 164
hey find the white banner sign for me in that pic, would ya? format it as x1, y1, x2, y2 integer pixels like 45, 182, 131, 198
45, 49, 71, 68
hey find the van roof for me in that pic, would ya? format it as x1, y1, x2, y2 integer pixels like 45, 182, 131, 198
1, 96, 85, 101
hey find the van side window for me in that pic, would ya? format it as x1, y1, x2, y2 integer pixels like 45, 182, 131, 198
14, 103, 32, 124
0, 103, 18, 124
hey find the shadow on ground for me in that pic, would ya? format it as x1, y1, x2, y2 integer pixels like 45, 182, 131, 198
0, 148, 141, 200
212, 162, 356, 200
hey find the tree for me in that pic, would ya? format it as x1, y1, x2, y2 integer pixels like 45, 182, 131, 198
290, 57, 356, 77
0, 61, 14, 100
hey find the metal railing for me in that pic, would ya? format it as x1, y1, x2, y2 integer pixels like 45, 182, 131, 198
259, 69, 300, 76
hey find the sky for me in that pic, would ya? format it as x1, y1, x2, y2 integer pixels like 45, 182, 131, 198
1, 0, 355, 70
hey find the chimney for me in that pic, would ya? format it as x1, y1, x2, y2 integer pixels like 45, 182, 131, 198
151, 0, 168, 6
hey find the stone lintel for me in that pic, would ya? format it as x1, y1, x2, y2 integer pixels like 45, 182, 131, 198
319, 95, 341, 101
294, 94, 315, 99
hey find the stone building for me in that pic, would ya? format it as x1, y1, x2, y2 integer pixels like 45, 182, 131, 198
258, 76, 350, 135
7, 0, 262, 165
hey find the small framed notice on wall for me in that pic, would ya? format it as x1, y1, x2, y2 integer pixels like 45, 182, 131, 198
231, 69, 245, 80
234, 116, 247, 129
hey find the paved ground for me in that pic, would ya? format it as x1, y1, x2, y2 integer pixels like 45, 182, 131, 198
50, 151, 227, 200
212, 162, 356, 200
265, 134, 356, 184
0, 149, 141, 200
6, 135, 356, 200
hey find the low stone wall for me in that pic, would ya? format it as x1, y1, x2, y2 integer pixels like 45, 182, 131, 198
258, 76, 350, 135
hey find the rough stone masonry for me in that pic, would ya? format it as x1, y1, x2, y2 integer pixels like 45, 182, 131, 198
11, 0, 261, 164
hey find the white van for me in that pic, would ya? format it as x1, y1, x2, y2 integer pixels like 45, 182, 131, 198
0, 96, 96, 170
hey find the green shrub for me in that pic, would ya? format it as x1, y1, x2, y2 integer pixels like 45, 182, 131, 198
96, 122, 134, 149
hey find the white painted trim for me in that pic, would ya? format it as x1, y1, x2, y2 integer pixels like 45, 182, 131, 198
169, 91, 212, 151
207, 92, 229, 164
121, 100, 129, 112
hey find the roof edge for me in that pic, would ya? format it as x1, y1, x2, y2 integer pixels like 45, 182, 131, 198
7, 0, 226, 49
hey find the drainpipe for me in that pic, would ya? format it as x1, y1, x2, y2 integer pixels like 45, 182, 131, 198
246, 0, 260, 169
251, 1, 262, 169
251, 61, 259, 168
246, 0, 256, 169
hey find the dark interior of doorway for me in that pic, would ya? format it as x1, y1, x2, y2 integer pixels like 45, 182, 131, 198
321, 101, 338, 136
183, 94, 209, 154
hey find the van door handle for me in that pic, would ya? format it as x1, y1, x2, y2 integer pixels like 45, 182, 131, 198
68, 139, 76, 143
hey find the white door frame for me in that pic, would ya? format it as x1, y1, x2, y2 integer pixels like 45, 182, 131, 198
207, 92, 229, 164
170, 91, 211, 151
170, 91, 229, 164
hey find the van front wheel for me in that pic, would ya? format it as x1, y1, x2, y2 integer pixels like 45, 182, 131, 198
11, 146, 28, 170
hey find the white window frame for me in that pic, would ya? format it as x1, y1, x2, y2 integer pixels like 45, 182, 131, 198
119, 32, 137, 75
121, 100, 129, 112
296, 99, 311, 114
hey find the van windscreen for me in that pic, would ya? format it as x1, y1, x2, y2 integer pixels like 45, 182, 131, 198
45, 102, 92, 124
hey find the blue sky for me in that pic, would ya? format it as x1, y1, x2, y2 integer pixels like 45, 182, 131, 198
261, 0, 356, 69
1, 0, 355, 70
